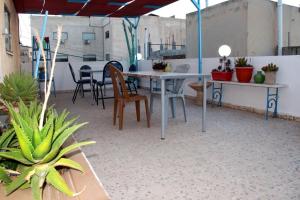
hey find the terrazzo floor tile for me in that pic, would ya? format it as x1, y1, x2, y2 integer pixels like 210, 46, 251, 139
49, 92, 300, 200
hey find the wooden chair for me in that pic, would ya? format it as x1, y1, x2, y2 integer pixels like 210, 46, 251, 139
109, 65, 150, 130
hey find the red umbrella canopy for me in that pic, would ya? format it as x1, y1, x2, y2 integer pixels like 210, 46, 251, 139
13, 0, 178, 17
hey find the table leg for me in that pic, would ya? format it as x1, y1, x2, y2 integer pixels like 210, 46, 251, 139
161, 79, 166, 140
265, 87, 279, 120
212, 82, 223, 106
202, 77, 207, 132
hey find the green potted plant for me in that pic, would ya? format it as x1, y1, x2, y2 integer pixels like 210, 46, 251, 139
0, 100, 95, 200
0, 72, 38, 107
262, 63, 279, 84
0, 27, 97, 200
235, 57, 254, 83
152, 61, 167, 71
211, 57, 233, 81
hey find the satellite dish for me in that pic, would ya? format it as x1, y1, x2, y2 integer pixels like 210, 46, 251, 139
218, 45, 231, 57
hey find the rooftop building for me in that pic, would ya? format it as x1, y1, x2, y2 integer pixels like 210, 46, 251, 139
186, 0, 300, 58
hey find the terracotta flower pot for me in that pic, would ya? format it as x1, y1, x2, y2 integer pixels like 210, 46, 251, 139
235, 67, 254, 83
211, 71, 233, 81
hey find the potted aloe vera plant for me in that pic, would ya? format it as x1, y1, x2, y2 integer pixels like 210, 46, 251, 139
0, 101, 95, 200
0, 27, 101, 200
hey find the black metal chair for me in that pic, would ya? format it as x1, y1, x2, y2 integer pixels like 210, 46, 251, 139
79, 65, 93, 97
96, 61, 137, 109
69, 63, 97, 103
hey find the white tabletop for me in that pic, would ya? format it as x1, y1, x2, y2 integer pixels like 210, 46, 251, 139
208, 80, 287, 88
123, 71, 211, 80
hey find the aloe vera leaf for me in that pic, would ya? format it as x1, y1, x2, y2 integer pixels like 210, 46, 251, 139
6, 166, 34, 195
46, 167, 74, 197
11, 120, 35, 162
31, 175, 42, 200
0, 151, 34, 165
33, 124, 54, 160
50, 141, 95, 164
53, 117, 78, 140
0, 167, 12, 184
41, 123, 87, 163
54, 158, 83, 172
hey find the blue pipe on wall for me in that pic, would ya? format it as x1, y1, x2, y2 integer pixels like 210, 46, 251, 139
190, 0, 202, 76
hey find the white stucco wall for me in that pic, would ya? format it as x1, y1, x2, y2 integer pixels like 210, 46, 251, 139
138, 55, 300, 118
21, 57, 129, 91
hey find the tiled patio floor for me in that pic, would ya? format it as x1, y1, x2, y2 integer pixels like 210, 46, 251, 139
50, 92, 300, 200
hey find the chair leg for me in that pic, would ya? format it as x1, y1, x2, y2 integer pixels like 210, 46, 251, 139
104, 85, 106, 96
52, 79, 56, 97
96, 85, 99, 106
93, 84, 97, 103
181, 96, 187, 122
81, 84, 84, 97
72, 84, 80, 104
127, 82, 133, 94
170, 97, 176, 118
113, 99, 118, 125
99, 85, 105, 109
144, 98, 151, 128
133, 81, 138, 94
118, 101, 124, 130
135, 101, 141, 122
150, 93, 154, 113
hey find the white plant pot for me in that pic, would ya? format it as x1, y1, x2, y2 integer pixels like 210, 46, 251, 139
264, 72, 277, 85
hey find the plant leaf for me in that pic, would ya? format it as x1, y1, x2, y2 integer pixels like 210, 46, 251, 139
0, 129, 15, 147
0, 151, 34, 165
46, 167, 74, 197
6, 167, 34, 195
33, 124, 54, 160
54, 158, 83, 172
50, 141, 95, 164
33, 127, 41, 148
53, 117, 78, 140
31, 175, 43, 200
41, 123, 87, 163
0, 167, 12, 184
11, 120, 35, 162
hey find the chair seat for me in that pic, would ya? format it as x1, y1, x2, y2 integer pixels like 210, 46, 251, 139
78, 79, 97, 84
97, 80, 112, 86
120, 94, 147, 103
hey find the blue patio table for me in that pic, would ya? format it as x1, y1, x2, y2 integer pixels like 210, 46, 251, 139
79, 69, 103, 104
123, 71, 211, 140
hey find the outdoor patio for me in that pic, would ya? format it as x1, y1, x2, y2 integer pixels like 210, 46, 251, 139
50, 91, 300, 200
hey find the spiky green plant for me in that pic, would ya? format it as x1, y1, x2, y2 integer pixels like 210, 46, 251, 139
0, 101, 95, 200
262, 63, 279, 72
0, 129, 18, 185
235, 57, 253, 67
0, 72, 38, 104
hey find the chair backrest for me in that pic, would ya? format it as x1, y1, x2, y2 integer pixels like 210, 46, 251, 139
80, 65, 91, 78
102, 61, 123, 83
109, 65, 129, 99
68, 63, 77, 83
173, 64, 190, 93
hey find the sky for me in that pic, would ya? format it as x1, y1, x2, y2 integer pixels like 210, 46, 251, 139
19, 0, 300, 46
